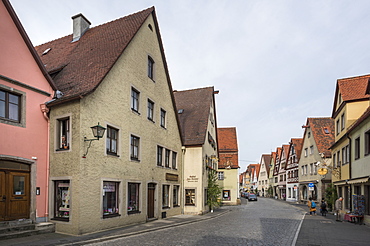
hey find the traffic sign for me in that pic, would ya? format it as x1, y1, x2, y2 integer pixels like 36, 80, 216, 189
308, 183, 314, 188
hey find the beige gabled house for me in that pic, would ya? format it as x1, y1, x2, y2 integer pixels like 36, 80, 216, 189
346, 106, 370, 222
258, 154, 271, 197
35, 7, 183, 235
173, 87, 219, 214
217, 127, 240, 205
286, 138, 303, 203
330, 75, 370, 212
268, 152, 276, 197
299, 117, 334, 204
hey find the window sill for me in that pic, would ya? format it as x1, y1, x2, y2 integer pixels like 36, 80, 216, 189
128, 210, 141, 215
185, 204, 195, 206
131, 109, 140, 115
56, 148, 70, 151
130, 158, 140, 162
51, 217, 69, 222
103, 213, 121, 219
147, 118, 155, 123
162, 206, 170, 209
173, 205, 180, 208
107, 153, 120, 157
160, 125, 167, 130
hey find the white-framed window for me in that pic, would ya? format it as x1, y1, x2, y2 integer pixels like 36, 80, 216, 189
165, 149, 170, 168
157, 146, 163, 166
172, 152, 177, 169
162, 184, 170, 208
218, 171, 224, 180
173, 185, 180, 207
310, 163, 313, 174
131, 87, 140, 112
53, 180, 70, 221
185, 189, 195, 206
127, 182, 140, 214
365, 129, 370, 156
57, 117, 70, 150
148, 56, 155, 80
130, 135, 140, 161
304, 148, 308, 157
341, 113, 345, 130
106, 126, 118, 156
0, 89, 21, 122
147, 99, 154, 121
355, 137, 360, 160
222, 190, 231, 201
103, 181, 120, 218
160, 108, 166, 128
309, 145, 314, 155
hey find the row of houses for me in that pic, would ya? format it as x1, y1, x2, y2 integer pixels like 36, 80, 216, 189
240, 74, 370, 223
0, 0, 240, 235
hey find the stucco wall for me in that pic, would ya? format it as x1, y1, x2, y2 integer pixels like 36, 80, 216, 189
49, 14, 182, 235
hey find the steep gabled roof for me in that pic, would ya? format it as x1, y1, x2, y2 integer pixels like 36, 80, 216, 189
274, 147, 282, 176
290, 138, 303, 163
2, 0, 56, 90
261, 154, 271, 175
332, 74, 370, 117
247, 164, 261, 181
217, 127, 239, 169
173, 87, 216, 146
35, 7, 154, 104
304, 117, 335, 158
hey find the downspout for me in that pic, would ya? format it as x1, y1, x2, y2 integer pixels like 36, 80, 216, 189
181, 146, 186, 214
347, 134, 352, 211
40, 104, 50, 219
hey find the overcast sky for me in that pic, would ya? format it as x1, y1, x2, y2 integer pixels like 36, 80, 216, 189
10, 0, 370, 172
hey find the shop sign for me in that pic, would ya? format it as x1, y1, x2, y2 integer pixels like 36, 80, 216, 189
166, 173, 178, 181
187, 175, 199, 182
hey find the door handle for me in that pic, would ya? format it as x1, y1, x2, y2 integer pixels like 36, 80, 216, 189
2, 195, 6, 201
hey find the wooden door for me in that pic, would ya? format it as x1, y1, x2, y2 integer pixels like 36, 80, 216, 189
0, 171, 5, 220
147, 183, 155, 219
0, 171, 30, 221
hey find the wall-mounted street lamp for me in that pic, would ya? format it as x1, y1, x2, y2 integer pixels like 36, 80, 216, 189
82, 123, 106, 158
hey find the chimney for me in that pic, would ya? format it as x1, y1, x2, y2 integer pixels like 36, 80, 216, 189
71, 13, 91, 42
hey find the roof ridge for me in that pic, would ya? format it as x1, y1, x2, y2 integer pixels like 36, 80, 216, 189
36, 6, 155, 48
174, 86, 214, 93
338, 73, 370, 81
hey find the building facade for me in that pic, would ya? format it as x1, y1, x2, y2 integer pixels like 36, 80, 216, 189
35, 8, 183, 234
174, 87, 219, 214
0, 0, 56, 223
217, 127, 240, 205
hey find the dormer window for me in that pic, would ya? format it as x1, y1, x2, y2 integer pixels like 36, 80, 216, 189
323, 127, 330, 134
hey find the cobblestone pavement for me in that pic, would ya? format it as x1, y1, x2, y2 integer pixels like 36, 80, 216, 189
88, 197, 305, 246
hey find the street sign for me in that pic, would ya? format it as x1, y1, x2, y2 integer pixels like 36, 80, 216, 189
308, 183, 314, 188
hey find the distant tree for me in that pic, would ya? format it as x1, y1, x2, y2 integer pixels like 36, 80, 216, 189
325, 183, 338, 211
207, 169, 222, 212
267, 186, 273, 197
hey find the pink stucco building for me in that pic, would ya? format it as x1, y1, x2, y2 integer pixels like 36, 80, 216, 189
0, 0, 56, 223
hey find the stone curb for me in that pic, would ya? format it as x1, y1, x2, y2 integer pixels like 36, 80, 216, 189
60, 210, 230, 246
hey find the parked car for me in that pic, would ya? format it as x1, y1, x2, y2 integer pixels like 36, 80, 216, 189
248, 193, 257, 201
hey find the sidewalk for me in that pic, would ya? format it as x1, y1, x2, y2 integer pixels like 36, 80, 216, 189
0, 209, 229, 246
289, 202, 370, 246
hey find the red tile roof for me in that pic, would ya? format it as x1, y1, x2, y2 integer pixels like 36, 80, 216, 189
173, 87, 216, 146
304, 117, 335, 158
35, 7, 154, 104
247, 164, 261, 180
332, 74, 370, 117
217, 127, 239, 169
290, 138, 303, 163
260, 154, 271, 174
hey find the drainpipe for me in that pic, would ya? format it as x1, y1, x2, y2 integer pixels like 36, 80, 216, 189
181, 146, 186, 215
40, 104, 50, 220
347, 134, 352, 211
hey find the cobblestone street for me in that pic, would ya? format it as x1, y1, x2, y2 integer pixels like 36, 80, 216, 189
89, 197, 305, 246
